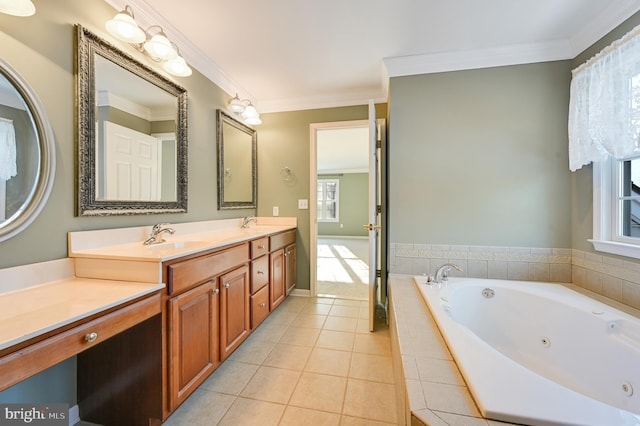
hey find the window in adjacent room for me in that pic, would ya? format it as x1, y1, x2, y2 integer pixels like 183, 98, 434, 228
317, 179, 339, 222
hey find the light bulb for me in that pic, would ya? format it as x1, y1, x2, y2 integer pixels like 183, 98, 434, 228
106, 11, 145, 43
163, 56, 192, 77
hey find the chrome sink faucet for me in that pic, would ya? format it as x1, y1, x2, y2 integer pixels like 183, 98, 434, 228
241, 216, 257, 229
144, 223, 175, 245
429, 263, 463, 284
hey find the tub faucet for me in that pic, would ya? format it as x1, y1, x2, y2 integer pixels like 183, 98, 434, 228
144, 223, 175, 245
429, 263, 463, 284
241, 216, 257, 229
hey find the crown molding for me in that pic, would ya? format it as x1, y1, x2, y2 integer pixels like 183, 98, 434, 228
383, 39, 572, 78
570, 0, 640, 57
258, 91, 387, 113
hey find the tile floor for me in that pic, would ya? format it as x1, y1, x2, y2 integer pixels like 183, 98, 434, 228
163, 295, 398, 425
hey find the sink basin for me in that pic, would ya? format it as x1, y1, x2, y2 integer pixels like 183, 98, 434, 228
145, 241, 207, 251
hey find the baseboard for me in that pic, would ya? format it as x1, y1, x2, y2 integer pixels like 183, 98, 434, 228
289, 289, 310, 297
68, 405, 79, 426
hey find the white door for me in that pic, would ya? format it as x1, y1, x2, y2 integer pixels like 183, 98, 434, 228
104, 121, 161, 201
366, 100, 380, 331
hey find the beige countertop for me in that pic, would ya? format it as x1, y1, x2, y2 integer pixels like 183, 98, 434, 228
68, 217, 297, 262
0, 276, 163, 351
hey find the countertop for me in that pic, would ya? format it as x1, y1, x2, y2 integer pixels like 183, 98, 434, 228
68, 217, 297, 262
0, 275, 163, 351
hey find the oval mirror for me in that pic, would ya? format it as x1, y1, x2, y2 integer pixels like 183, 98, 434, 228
0, 58, 55, 242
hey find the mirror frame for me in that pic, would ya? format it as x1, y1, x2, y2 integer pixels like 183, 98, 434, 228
76, 25, 188, 216
0, 58, 56, 242
216, 109, 257, 210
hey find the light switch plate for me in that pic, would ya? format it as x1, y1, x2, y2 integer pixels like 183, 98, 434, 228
298, 199, 308, 209
273, 206, 279, 216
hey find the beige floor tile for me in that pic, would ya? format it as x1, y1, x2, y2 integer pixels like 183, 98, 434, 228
278, 296, 309, 313
163, 389, 235, 426
301, 303, 333, 315
324, 316, 358, 332
249, 321, 289, 342
279, 325, 321, 347
199, 360, 259, 395
263, 308, 298, 326
305, 347, 352, 377
355, 318, 370, 333
280, 406, 341, 426
316, 329, 355, 351
353, 332, 391, 356
240, 365, 300, 404
217, 397, 285, 426
227, 336, 276, 364
348, 352, 394, 384
289, 372, 347, 413
262, 342, 313, 370
340, 416, 397, 426
292, 313, 327, 329
333, 299, 363, 307
329, 305, 361, 318
342, 378, 398, 424
311, 297, 336, 305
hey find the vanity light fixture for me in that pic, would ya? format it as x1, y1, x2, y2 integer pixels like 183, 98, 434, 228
0, 0, 35, 16
105, 5, 192, 77
227, 93, 262, 126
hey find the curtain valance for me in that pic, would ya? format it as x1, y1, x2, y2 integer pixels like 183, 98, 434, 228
568, 25, 640, 171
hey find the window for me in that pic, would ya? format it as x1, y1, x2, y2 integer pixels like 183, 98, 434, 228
317, 179, 339, 222
592, 156, 640, 258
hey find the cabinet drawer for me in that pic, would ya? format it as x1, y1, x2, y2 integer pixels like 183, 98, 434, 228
168, 243, 249, 295
250, 237, 269, 259
251, 255, 269, 293
0, 293, 161, 392
270, 230, 295, 252
250, 285, 270, 329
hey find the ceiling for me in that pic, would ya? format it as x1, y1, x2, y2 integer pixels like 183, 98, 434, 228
105, 0, 640, 113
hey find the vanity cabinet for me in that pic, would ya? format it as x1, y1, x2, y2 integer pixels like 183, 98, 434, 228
270, 230, 297, 306
250, 237, 270, 329
219, 265, 250, 359
270, 248, 286, 310
285, 243, 297, 295
167, 280, 219, 409
164, 243, 249, 414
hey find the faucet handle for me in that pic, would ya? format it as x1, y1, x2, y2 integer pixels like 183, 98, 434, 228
152, 223, 170, 232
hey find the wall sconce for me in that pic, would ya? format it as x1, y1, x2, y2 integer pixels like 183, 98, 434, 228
0, 0, 35, 16
105, 5, 192, 77
228, 94, 262, 126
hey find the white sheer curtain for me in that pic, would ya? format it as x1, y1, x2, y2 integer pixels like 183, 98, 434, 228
0, 117, 17, 180
568, 24, 640, 171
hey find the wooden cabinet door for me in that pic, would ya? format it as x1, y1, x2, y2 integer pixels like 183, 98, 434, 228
168, 281, 219, 410
285, 243, 297, 295
220, 265, 250, 359
270, 248, 285, 310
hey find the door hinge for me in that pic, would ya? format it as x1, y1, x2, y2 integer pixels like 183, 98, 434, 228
376, 138, 382, 149
376, 269, 382, 278
376, 205, 382, 214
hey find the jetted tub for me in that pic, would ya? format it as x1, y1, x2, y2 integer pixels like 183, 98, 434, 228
413, 276, 640, 426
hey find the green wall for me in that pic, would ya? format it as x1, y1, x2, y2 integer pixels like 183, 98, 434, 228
388, 61, 573, 248
318, 173, 368, 237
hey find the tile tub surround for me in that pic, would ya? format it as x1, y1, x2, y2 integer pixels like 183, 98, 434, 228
388, 274, 522, 426
390, 243, 640, 311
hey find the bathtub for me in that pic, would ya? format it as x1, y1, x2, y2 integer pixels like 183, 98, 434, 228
413, 276, 640, 426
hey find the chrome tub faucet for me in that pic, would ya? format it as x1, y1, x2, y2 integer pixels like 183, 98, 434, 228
428, 263, 463, 284
144, 223, 175, 245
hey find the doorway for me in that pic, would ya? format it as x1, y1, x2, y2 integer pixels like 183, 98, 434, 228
310, 121, 370, 300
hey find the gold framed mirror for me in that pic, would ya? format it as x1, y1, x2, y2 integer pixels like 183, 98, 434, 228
76, 25, 188, 216
216, 109, 256, 210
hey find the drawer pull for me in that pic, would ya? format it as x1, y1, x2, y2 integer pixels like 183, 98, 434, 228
258, 244, 265, 249
224, 283, 230, 288
257, 270, 265, 275
84, 332, 98, 343
259, 303, 266, 308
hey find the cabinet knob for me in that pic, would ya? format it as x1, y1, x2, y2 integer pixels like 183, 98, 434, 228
259, 303, 266, 308
84, 332, 98, 343
213, 288, 220, 294
224, 283, 230, 288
